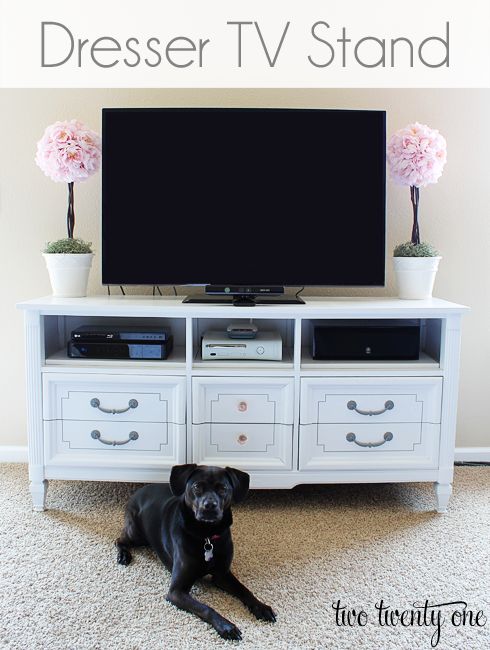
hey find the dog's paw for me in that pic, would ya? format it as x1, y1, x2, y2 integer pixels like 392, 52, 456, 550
116, 549, 132, 566
215, 619, 242, 641
249, 601, 277, 623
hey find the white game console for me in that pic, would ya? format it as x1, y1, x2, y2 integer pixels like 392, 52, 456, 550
202, 330, 282, 360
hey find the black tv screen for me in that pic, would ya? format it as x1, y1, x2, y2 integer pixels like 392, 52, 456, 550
102, 108, 386, 287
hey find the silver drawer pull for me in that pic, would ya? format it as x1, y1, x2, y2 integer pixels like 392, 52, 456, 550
237, 434, 248, 445
347, 400, 394, 416
346, 431, 393, 448
238, 401, 248, 412
90, 429, 139, 446
90, 397, 138, 414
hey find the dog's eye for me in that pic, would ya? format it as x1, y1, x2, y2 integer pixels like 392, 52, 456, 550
192, 483, 203, 494
215, 484, 227, 495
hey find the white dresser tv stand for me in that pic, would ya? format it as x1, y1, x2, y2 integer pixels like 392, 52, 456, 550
18, 295, 469, 513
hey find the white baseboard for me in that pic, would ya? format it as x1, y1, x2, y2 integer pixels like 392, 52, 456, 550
0, 446, 488, 465
0, 446, 28, 462
454, 447, 490, 463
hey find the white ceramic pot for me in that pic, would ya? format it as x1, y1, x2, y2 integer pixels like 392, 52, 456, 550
43, 253, 94, 298
393, 256, 441, 300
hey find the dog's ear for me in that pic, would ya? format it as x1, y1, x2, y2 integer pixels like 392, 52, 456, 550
170, 464, 198, 496
225, 467, 250, 503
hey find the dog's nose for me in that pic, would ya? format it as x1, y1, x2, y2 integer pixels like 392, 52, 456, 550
203, 498, 218, 511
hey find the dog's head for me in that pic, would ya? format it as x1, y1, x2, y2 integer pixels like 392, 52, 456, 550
170, 464, 250, 524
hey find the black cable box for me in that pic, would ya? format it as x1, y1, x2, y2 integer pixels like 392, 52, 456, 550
68, 340, 173, 360
312, 319, 420, 361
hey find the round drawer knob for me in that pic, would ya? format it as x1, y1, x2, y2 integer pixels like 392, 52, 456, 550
238, 401, 248, 412
237, 434, 248, 445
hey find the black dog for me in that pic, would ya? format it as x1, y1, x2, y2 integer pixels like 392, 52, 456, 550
115, 464, 276, 640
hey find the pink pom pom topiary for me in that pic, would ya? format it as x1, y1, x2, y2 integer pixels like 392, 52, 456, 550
35, 119, 101, 239
387, 122, 447, 246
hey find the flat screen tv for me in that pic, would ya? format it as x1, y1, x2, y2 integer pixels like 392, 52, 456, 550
102, 108, 386, 303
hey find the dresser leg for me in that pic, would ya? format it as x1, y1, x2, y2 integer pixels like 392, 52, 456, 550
30, 479, 48, 511
434, 482, 452, 513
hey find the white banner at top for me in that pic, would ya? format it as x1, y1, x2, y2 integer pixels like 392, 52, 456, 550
1, 0, 489, 88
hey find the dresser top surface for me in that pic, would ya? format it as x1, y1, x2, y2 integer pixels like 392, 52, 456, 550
17, 295, 470, 317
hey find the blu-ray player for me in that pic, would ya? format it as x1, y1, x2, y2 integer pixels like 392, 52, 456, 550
71, 325, 171, 342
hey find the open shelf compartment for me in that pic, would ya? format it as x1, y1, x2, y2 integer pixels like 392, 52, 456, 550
300, 318, 442, 370
192, 317, 295, 369
42, 315, 186, 369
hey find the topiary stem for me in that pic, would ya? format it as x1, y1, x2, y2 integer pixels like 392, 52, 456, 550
410, 185, 420, 245
67, 182, 75, 239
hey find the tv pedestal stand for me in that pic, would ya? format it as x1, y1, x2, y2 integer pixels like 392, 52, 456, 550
183, 295, 305, 306
17, 295, 468, 514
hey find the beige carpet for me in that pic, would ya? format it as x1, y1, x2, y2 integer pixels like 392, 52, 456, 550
0, 464, 489, 650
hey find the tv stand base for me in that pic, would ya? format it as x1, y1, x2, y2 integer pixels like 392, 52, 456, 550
183, 295, 305, 306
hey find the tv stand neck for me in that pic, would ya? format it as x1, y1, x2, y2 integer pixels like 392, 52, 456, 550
232, 295, 258, 307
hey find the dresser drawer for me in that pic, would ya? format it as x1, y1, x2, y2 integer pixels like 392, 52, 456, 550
44, 420, 186, 467
43, 374, 186, 424
300, 377, 442, 425
192, 423, 293, 470
299, 422, 440, 470
192, 377, 294, 425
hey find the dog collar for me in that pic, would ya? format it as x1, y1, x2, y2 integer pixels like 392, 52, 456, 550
204, 535, 220, 562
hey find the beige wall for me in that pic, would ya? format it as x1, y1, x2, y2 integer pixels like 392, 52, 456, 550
0, 89, 489, 449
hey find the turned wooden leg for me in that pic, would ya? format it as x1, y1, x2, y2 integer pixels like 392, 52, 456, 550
434, 482, 452, 513
30, 479, 48, 511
